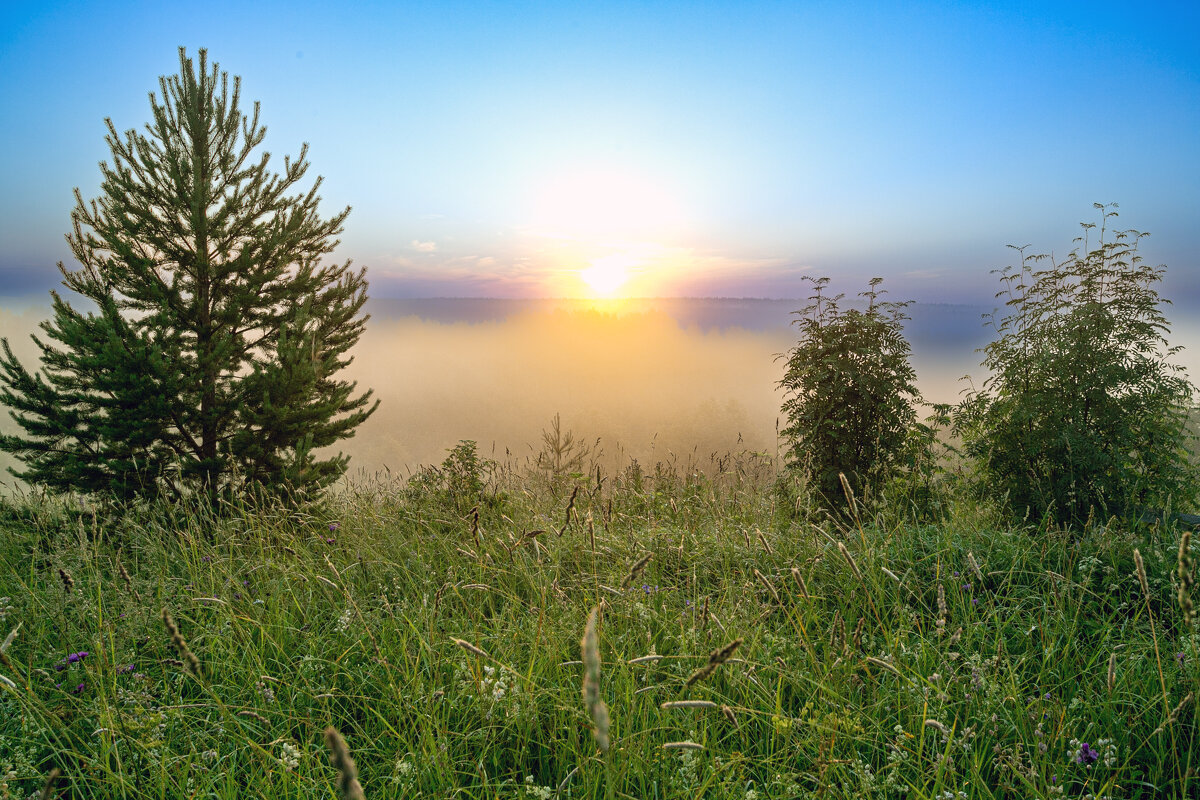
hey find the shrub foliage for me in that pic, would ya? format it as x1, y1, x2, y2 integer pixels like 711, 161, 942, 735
955, 205, 1198, 525
778, 276, 920, 509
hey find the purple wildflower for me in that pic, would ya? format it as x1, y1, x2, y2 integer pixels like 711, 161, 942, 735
328, 522, 340, 532
54, 651, 90, 671
71, 682, 85, 694
1075, 742, 1099, 765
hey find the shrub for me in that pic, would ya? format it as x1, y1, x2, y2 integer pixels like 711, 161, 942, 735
777, 276, 921, 511
955, 205, 1199, 526
404, 440, 501, 515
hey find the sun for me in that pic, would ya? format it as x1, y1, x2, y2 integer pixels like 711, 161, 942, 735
580, 253, 635, 296
528, 165, 687, 297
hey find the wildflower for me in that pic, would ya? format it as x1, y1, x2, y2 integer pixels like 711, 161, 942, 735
1075, 742, 1099, 765
329, 522, 340, 532
280, 741, 301, 771
523, 775, 553, 800
71, 682, 85, 694
68, 651, 89, 664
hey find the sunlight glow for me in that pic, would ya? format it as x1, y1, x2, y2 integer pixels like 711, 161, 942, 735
580, 253, 636, 296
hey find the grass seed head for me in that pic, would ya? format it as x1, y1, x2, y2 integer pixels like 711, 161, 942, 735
661, 700, 718, 709
864, 656, 903, 679
936, 584, 947, 632
791, 567, 809, 597
581, 606, 610, 751
686, 638, 742, 686
829, 611, 846, 653
621, 552, 653, 588
115, 553, 140, 600
452, 638, 489, 659
1134, 549, 1151, 601
753, 568, 781, 605
39, 768, 61, 800
0, 623, 17, 652
162, 609, 201, 678
324, 727, 366, 800
0, 622, 19, 670
967, 551, 984, 583
1178, 530, 1195, 627
756, 528, 773, 554
837, 541, 864, 583
1152, 692, 1193, 737
662, 741, 705, 751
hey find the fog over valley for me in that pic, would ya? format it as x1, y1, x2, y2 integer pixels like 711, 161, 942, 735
4, 296, 1196, 485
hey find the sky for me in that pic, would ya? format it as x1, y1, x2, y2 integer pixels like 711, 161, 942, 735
1, 0, 1198, 304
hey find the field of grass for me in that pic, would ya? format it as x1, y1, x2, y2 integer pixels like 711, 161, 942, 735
0, 446, 1197, 799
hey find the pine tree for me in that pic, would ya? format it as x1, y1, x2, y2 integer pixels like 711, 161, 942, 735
0, 48, 377, 503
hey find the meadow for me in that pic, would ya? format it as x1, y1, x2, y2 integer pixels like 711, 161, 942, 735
0, 439, 1196, 799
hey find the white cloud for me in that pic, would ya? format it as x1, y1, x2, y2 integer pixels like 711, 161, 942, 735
412, 240, 438, 253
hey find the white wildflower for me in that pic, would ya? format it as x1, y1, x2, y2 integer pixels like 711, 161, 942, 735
280, 741, 301, 772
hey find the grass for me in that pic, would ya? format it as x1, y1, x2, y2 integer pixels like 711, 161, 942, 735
0, 446, 1196, 799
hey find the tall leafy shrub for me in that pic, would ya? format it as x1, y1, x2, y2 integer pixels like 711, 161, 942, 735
778, 276, 920, 510
956, 205, 1198, 526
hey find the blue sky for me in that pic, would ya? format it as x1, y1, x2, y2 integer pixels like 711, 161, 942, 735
1, 0, 1197, 303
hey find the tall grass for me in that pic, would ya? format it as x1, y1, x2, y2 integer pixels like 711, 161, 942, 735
0, 446, 1196, 799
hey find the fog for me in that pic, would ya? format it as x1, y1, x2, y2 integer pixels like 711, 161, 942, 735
2, 297, 1197, 485
342, 306, 794, 477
